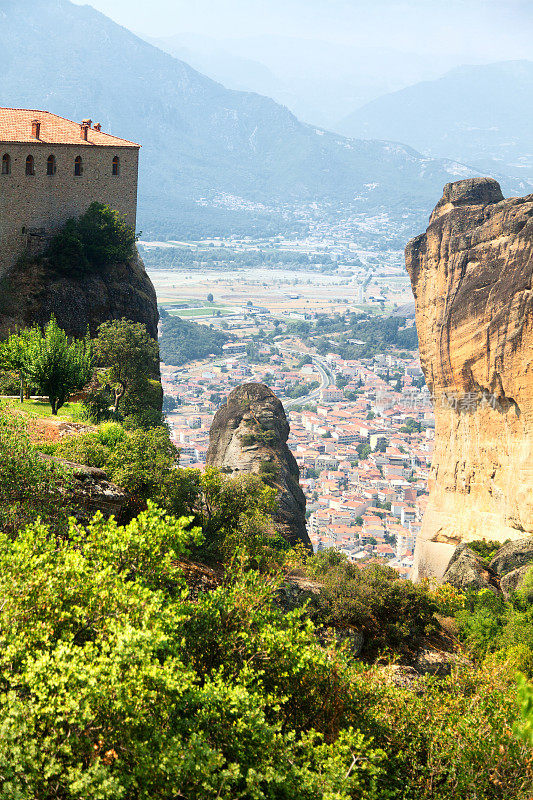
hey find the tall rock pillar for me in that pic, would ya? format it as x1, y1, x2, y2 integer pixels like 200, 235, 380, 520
406, 178, 533, 580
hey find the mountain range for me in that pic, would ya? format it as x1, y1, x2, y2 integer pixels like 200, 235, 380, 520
0, 0, 490, 239
338, 60, 533, 192
147, 33, 457, 130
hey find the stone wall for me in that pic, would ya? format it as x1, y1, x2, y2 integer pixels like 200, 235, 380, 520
0, 143, 139, 276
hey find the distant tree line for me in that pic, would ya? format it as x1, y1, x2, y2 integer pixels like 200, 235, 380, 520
159, 317, 232, 366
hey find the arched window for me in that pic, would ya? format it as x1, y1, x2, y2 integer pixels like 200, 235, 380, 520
1, 154, 10, 175
74, 156, 83, 176
25, 155, 35, 176
46, 154, 56, 176
112, 155, 120, 176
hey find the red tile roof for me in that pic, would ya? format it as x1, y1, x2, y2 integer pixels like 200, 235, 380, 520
0, 108, 140, 148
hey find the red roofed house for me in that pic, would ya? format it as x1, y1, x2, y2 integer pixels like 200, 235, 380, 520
0, 108, 140, 274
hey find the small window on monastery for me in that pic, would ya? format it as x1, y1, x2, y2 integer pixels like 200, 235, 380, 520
25, 155, 35, 176
1, 154, 10, 175
47, 154, 56, 176
112, 155, 120, 176
74, 156, 83, 177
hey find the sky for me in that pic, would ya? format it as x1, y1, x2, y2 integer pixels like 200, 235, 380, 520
71, 0, 533, 60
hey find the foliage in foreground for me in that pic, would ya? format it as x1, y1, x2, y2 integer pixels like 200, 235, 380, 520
0, 503, 530, 799
3, 411, 532, 797
0, 506, 385, 800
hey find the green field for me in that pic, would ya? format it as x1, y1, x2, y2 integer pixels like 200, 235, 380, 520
166, 306, 233, 318
0, 398, 85, 422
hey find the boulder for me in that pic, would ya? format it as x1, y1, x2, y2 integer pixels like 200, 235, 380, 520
206, 383, 311, 549
41, 455, 131, 523
489, 538, 533, 576
413, 647, 471, 676
442, 544, 500, 593
500, 564, 532, 600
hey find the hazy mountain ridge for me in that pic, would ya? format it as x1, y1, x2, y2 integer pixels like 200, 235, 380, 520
148, 32, 458, 129
0, 0, 478, 238
338, 60, 533, 194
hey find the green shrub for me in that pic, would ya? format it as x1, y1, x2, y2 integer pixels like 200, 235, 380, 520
305, 554, 438, 655
365, 659, 532, 799
0, 407, 70, 532
0, 505, 385, 800
46, 202, 136, 273
469, 539, 510, 564
455, 588, 506, 658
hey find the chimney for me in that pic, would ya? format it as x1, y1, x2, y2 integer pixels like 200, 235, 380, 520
31, 119, 41, 139
80, 120, 91, 141
93, 123, 102, 131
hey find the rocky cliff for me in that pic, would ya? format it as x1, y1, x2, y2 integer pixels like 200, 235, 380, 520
406, 177, 533, 580
206, 383, 311, 550
0, 249, 158, 340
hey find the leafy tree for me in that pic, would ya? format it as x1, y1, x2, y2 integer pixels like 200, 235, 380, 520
27, 317, 92, 414
0, 326, 40, 401
207, 292, 214, 302
92, 319, 160, 424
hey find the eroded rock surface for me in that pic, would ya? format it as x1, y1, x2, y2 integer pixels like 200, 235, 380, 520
40, 455, 131, 523
442, 545, 500, 594
0, 250, 158, 339
406, 178, 533, 580
206, 383, 311, 549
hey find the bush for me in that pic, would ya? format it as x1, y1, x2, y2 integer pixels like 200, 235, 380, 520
0, 407, 70, 532
56, 428, 286, 568
305, 554, 438, 655
469, 539, 510, 564
56, 425, 176, 499
46, 202, 136, 273
0, 505, 385, 800
365, 659, 532, 799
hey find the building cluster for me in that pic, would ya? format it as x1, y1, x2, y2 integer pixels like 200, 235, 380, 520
162, 347, 433, 576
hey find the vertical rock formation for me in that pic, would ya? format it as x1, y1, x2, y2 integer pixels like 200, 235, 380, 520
406, 178, 533, 580
206, 383, 311, 550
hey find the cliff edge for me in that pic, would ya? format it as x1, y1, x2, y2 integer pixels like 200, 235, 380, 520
0, 249, 158, 340
406, 177, 533, 580
206, 383, 311, 550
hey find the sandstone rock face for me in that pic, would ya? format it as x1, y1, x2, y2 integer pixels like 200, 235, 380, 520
406, 178, 533, 580
0, 250, 158, 339
206, 383, 311, 549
